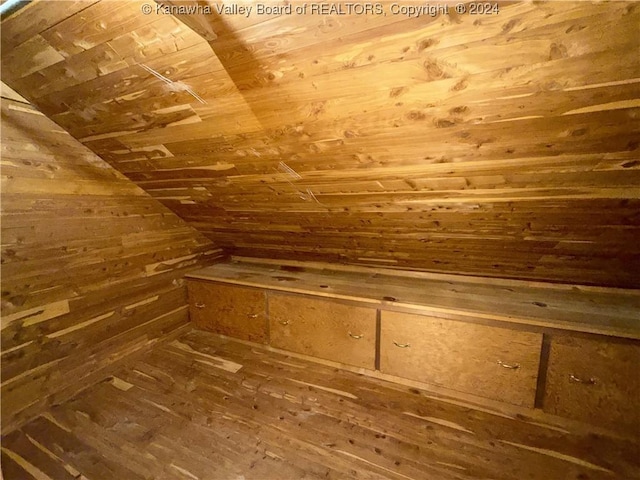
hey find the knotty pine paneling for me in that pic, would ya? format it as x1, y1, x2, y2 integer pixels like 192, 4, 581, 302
2, 1, 639, 287
0, 93, 225, 433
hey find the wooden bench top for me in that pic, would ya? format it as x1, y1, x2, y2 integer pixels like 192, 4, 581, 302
186, 257, 640, 340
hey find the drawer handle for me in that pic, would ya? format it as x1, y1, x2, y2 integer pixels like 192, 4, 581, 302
497, 360, 520, 370
194, 302, 206, 309
348, 332, 363, 340
569, 374, 596, 385
247, 313, 259, 319
279, 320, 290, 326
393, 341, 410, 348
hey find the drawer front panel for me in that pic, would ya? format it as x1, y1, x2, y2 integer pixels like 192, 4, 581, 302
269, 294, 376, 369
543, 335, 640, 435
381, 311, 542, 407
187, 281, 267, 343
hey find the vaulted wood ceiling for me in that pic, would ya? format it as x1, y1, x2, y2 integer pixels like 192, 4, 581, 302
2, 0, 639, 287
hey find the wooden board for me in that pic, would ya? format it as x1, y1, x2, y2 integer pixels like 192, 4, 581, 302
269, 293, 376, 369
543, 334, 640, 437
2, 1, 639, 288
380, 311, 543, 407
0, 96, 224, 433
2, 329, 639, 480
187, 259, 640, 340
187, 281, 267, 343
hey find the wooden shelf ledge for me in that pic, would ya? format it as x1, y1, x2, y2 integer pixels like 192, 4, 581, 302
186, 257, 640, 340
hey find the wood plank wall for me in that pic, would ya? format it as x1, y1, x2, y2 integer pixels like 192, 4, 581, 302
2, 1, 639, 287
0, 89, 225, 433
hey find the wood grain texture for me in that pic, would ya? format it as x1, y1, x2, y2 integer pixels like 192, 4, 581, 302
187, 258, 640, 340
269, 293, 377, 369
543, 334, 640, 437
1, 0, 639, 287
187, 280, 268, 343
380, 311, 543, 407
2, 329, 639, 480
0, 96, 224, 433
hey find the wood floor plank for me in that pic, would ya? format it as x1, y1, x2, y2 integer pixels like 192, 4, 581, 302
0, 449, 39, 480
2, 329, 638, 480
1, 429, 78, 480
19, 416, 149, 480
177, 331, 635, 479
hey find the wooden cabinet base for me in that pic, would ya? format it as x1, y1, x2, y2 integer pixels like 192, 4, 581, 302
543, 334, 640, 437
269, 294, 376, 369
186, 260, 640, 437
381, 311, 542, 407
187, 282, 267, 343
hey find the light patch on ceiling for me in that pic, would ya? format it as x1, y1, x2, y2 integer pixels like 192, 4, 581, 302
139, 63, 207, 104
276, 161, 326, 206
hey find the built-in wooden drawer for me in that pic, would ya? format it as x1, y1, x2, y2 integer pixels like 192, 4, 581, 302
187, 281, 267, 343
269, 294, 376, 369
380, 311, 543, 407
543, 335, 640, 436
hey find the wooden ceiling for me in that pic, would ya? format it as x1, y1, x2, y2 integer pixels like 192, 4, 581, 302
2, 0, 639, 287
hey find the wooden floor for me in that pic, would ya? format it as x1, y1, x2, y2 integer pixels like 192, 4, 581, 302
2, 330, 639, 480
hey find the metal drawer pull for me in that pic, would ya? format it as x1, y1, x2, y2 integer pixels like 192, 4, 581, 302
569, 374, 596, 385
247, 313, 259, 319
497, 360, 520, 370
279, 320, 290, 325
194, 302, 206, 309
348, 332, 363, 340
393, 341, 410, 348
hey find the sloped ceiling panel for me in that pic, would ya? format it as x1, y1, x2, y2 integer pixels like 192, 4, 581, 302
2, 0, 639, 287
